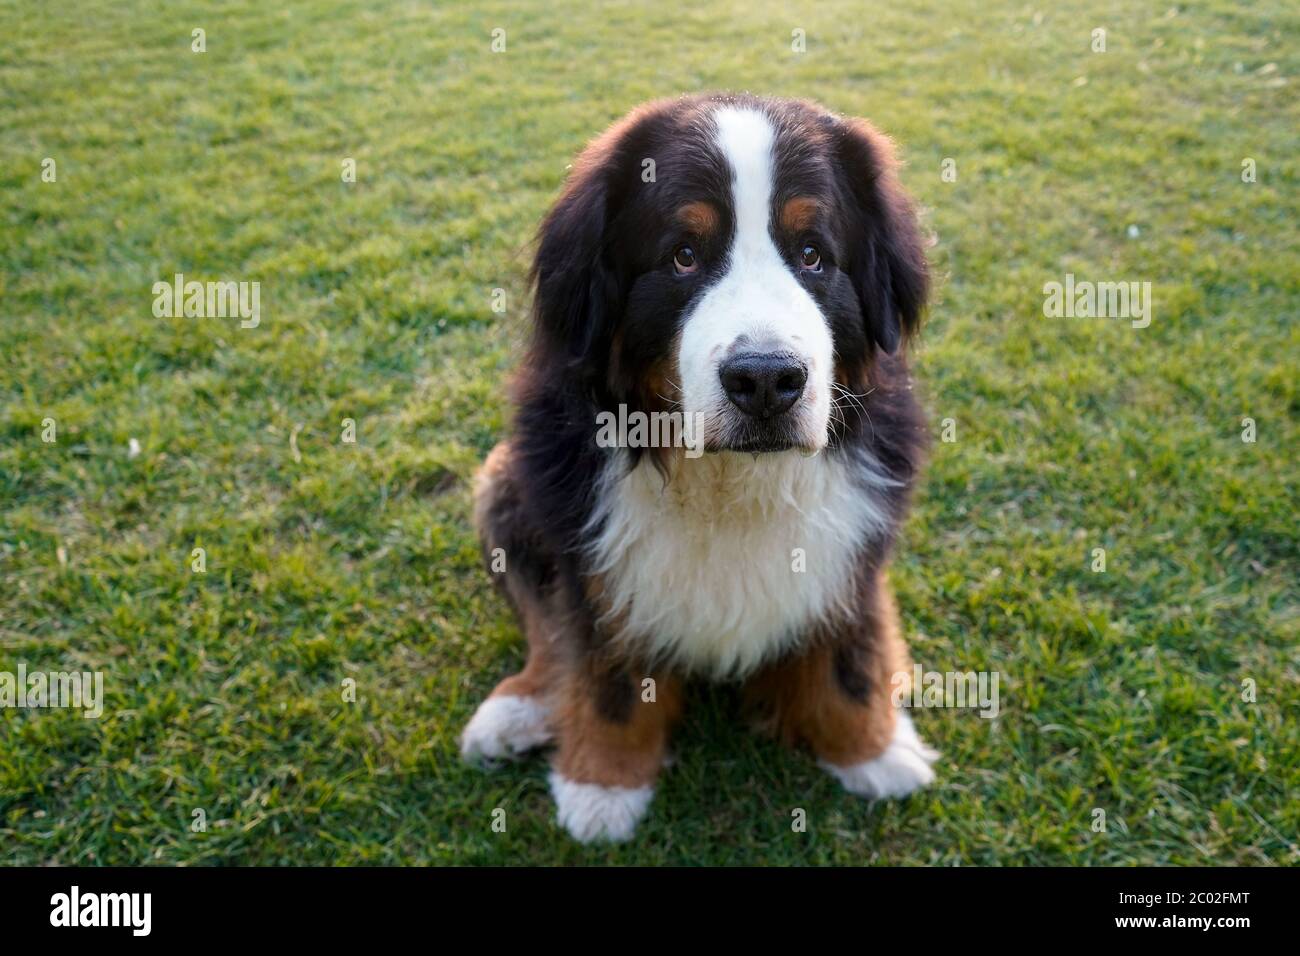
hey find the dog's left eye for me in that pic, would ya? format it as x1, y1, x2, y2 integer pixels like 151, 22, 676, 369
799, 244, 822, 272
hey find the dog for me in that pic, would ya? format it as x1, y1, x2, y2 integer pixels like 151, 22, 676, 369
462, 93, 937, 843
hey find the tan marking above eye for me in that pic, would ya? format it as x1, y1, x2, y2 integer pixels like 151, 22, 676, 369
675, 201, 720, 237
780, 196, 822, 234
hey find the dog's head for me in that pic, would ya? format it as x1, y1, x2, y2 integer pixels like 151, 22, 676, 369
529, 94, 928, 456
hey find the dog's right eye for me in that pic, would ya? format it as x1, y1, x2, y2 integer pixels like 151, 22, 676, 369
673, 245, 699, 275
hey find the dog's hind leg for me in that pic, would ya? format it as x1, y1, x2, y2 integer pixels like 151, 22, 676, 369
460, 441, 559, 763
462, 441, 682, 842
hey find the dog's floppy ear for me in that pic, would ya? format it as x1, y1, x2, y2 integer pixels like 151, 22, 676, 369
831, 117, 929, 354
529, 123, 632, 384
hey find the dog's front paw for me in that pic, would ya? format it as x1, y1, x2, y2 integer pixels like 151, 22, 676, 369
549, 772, 653, 843
820, 711, 939, 799
460, 695, 552, 764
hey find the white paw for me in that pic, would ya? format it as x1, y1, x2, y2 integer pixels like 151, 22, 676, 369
460, 695, 552, 764
549, 772, 653, 843
821, 711, 939, 799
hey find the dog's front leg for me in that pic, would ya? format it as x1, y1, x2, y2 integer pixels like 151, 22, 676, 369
549, 658, 681, 843
745, 576, 939, 799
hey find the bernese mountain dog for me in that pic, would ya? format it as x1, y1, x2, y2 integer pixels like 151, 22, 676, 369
462, 93, 936, 843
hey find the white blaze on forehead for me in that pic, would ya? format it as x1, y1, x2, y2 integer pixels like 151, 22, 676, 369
714, 106, 779, 262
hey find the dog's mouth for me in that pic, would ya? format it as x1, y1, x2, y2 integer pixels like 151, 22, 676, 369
723, 439, 795, 454
704, 416, 822, 455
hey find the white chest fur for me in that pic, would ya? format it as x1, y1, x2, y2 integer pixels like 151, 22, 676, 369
586, 449, 894, 678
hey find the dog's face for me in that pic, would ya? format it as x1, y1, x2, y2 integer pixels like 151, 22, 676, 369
530, 95, 927, 455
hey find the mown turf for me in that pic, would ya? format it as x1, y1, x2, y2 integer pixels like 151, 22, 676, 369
0, 0, 1296, 865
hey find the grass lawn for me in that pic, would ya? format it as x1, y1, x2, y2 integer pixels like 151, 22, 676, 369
0, 0, 1296, 865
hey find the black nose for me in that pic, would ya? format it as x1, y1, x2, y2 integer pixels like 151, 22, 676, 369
719, 352, 808, 419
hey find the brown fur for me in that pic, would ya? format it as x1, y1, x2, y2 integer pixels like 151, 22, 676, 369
779, 196, 822, 235
553, 666, 682, 787
744, 572, 912, 766
676, 200, 720, 238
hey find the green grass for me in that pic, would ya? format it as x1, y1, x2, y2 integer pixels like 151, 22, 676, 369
1, 0, 1296, 865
